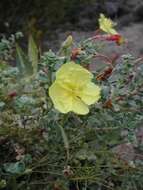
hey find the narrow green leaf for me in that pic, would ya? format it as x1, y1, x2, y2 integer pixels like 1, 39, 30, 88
28, 34, 39, 74
16, 44, 33, 76
58, 124, 70, 161
59, 125, 69, 150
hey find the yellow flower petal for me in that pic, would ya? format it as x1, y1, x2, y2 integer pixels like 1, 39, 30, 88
99, 13, 118, 35
49, 81, 72, 113
56, 62, 93, 87
79, 82, 101, 105
71, 97, 89, 115
49, 81, 89, 115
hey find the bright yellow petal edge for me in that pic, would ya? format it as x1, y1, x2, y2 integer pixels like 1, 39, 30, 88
99, 13, 118, 35
49, 62, 101, 115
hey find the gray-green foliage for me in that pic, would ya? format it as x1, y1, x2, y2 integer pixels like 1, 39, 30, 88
0, 32, 23, 61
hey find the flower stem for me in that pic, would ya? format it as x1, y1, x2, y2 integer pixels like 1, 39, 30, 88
58, 114, 70, 164
59, 124, 70, 163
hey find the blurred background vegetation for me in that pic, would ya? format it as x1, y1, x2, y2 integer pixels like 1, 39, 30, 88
1, 0, 143, 53
0, 0, 143, 34
0, 0, 100, 34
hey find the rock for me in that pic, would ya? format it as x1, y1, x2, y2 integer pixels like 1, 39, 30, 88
112, 143, 135, 162
104, 1, 121, 16
136, 126, 143, 145
134, 3, 143, 21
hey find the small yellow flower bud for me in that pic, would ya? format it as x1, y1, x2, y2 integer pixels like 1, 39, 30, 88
62, 35, 73, 49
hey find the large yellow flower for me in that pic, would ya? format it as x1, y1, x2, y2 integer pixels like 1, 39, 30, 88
49, 62, 101, 115
99, 13, 118, 35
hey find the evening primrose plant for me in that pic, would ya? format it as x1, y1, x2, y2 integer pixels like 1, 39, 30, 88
0, 14, 143, 190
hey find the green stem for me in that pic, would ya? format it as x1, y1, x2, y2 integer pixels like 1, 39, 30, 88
48, 67, 53, 86
58, 124, 70, 163
58, 114, 70, 164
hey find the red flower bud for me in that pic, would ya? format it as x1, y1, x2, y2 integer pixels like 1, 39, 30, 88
105, 34, 124, 45
90, 34, 124, 45
8, 91, 17, 98
71, 48, 82, 60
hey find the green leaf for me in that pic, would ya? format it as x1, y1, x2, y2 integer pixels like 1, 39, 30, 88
28, 35, 39, 75
0, 180, 6, 189
14, 95, 36, 110
59, 125, 69, 150
0, 101, 5, 110
0, 61, 8, 70
16, 44, 33, 76
22, 154, 32, 164
4, 162, 25, 174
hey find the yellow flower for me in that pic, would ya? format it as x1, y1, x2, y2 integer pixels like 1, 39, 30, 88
49, 62, 101, 115
99, 13, 118, 35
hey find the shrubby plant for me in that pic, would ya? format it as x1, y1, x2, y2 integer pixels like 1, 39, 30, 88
0, 15, 143, 190
0, 32, 23, 61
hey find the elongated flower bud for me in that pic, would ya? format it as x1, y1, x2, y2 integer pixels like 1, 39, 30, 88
62, 35, 73, 49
